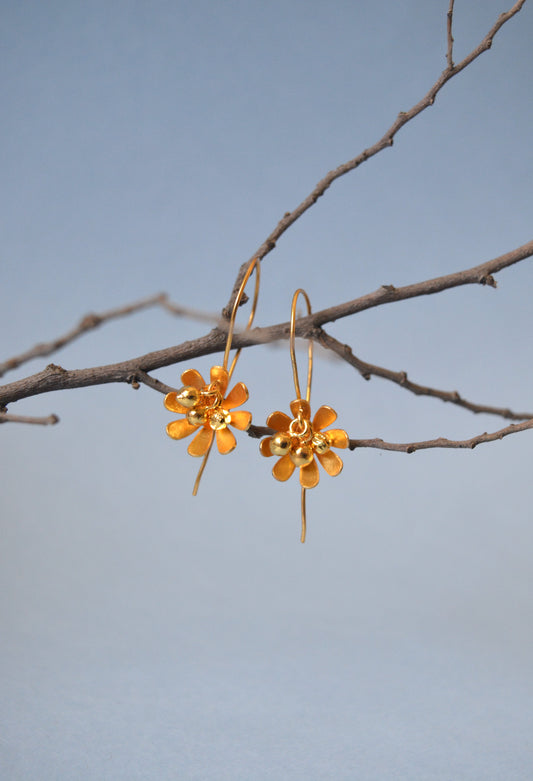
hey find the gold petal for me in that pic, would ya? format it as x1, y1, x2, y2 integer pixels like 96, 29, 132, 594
228, 410, 252, 430
300, 458, 320, 488
260, 437, 274, 457
224, 382, 249, 410
272, 454, 296, 482
216, 426, 236, 455
180, 369, 205, 389
317, 449, 344, 476
187, 426, 214, 457
290, 398, 311, 420
210, 365, 229, 395
164, 392, 189, 414
326, 429, 349, 449
166, 418, 197, 440
313, 405, 337, 431
266, 411, 292, 432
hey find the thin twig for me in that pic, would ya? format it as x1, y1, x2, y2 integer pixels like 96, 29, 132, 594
446, 0, 455, 69
225, 0, 526, 307
0, 294, 220, 378
158, 299, 221, 326
128, 370, 176, 395
349, 418, 533, 452
317, 330, 532, 421
0, 412, 59, 426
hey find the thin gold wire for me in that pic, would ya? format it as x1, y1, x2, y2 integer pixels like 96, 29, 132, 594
192, 446, 212, 496
289, 288, 313, 403
192, 258, 260, 496
223, 258, 261, 382
289, 288, 313, 543
300, 488, 307, 544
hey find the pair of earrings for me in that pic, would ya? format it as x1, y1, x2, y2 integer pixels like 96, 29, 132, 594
163, 259, 348, 542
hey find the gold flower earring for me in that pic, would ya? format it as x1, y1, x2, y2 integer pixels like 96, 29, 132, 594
164, 258, 260, 495
260, 288, 348, 542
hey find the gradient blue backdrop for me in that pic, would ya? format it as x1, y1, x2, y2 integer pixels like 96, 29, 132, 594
1, 1, 532, 778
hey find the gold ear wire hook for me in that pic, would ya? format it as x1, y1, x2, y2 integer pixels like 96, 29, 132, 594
289, 289, 313, 542
289, 289, 313, 404
192, 258, 260, 495
223, 258, 261, 382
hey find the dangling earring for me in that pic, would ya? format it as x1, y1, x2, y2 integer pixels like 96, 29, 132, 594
260, 288, 348, 542
164, 258, 260, 495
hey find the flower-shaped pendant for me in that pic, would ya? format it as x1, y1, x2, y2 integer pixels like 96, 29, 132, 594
260, 398, 348, 487
164, 366, 252, 457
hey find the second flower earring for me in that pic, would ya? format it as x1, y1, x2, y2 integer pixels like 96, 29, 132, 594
260, 289, 349, 543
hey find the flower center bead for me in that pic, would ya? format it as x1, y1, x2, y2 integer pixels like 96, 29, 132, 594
208, 408, 229, 430
269, 433, 292, 456
177, 386, 200, 408
290, 443, 314, 467
311, 431, 330, 455
187, 408, 207, 426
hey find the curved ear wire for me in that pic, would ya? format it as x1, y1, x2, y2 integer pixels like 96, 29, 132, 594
289, 288, 313, 403
223, 257, 261, 382
289, 289, 313, 541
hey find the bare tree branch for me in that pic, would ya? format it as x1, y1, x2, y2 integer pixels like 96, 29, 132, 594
310, 239, 533, 327
349, 418, 533, 453
1, 240, 531, 410
317, 331, 533, 421
225, 0, 527, 307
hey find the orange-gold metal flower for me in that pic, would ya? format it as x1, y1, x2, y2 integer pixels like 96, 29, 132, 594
165, 365, 251, 458
259, 398, 348, 488
260, 287, 349, 542
163, 258, 260, 495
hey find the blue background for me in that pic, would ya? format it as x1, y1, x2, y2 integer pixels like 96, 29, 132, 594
1, 1, 532, 778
